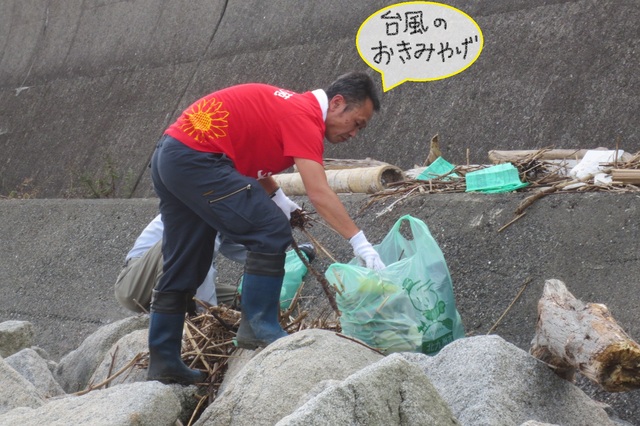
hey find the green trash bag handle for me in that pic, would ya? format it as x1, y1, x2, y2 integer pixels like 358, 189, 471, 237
388, 214, 431, 239
386, 214, 433, 246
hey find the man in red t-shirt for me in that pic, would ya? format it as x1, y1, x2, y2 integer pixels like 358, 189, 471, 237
148, 71, 384, 384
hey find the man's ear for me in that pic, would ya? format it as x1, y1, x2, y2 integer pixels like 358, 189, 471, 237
328, 94, 346, 112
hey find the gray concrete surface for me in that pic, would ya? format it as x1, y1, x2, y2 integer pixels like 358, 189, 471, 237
1, 193, 639, 421
1, 0, 638, 198
0, 198, 158, 361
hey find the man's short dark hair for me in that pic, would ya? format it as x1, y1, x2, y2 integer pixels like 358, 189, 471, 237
325, 72, 381, 112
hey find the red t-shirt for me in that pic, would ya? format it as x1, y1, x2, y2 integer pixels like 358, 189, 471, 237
165, 83, 325, 179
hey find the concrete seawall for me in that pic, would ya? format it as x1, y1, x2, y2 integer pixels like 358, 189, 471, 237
1, 0, 638, 198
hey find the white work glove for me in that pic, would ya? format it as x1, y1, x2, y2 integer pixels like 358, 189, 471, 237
271, 188, 301, 220
349, 231, 385, 271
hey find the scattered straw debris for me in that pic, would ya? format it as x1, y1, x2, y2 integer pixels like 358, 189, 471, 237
189, 298, 339, 419
363, 148, 640, 228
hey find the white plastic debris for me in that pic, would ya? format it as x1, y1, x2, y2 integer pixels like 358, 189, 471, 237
569, 150, 625, 180
594, 173, 613, 186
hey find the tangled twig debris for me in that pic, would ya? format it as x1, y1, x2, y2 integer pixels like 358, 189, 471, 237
362, 149, 640, 229
73, 351, 145, 396
119, 297, 341, 424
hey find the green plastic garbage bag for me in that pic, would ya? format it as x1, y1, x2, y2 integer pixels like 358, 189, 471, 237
326, 215, 465, 355
279, 249, 309, 309
238, 249, 309, 310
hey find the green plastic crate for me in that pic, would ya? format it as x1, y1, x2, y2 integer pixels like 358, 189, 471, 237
465, 163, 528, 193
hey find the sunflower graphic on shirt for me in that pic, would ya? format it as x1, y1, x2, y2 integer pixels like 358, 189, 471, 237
179, 97, 229, 142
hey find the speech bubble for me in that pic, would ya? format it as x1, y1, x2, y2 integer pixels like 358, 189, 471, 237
357, 2, 484, 91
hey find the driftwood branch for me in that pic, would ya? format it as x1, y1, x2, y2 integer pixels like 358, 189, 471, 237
530, 279, 640, 392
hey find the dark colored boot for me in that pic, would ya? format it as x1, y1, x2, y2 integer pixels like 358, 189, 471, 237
147, 291, 206, 385
235, 252, 288, 349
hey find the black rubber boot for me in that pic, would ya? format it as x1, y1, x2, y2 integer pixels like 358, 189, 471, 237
235, 252, 288, 350
147, 291, 206, 385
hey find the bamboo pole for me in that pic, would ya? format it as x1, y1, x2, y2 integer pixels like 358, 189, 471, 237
488, 149, 634, 164
611, 169, 640, 184
274, 165, 405, 195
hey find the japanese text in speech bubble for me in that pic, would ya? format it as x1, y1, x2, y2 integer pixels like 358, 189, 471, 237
357, 2, 484, 91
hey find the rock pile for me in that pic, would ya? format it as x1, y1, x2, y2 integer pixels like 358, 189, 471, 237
0, 318, 632, 425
